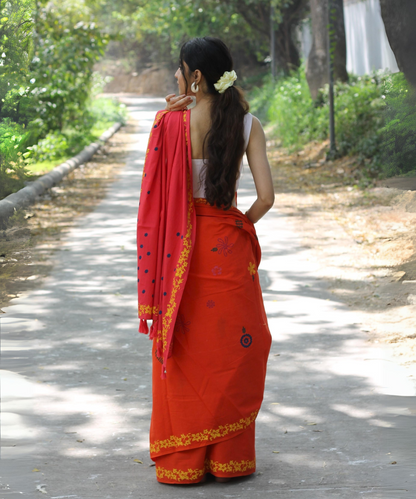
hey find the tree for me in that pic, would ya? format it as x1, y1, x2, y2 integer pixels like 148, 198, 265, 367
0, 0, 34, 118
230, 0, 309, 74
90, 0, 309, 76
379, 0, 416, 88
306, 0, 348, 100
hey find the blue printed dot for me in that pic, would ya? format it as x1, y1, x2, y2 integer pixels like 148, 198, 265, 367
155, 147, 158, 151
147, 191, 150, 194
147, 252, 151, 256
137, 266, 140, 270
145, 233, 148, 237
137, 279, 140, 282
176, 232, 180, 236
145, 173, 147, 177
154, 125, 157, 128
140, 245, 143, 248
167, 254, 171, 258
142, 290, 145, 294
181, 236, 183, 239
159, 310, 162, 315
164, 292, 167, 296
139, 256, 142, 260
152, 279, 155, 283
145, 269, 148, 274
161, 277, 164, 281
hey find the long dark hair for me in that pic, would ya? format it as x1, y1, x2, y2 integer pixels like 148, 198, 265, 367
179, 37, 249, 210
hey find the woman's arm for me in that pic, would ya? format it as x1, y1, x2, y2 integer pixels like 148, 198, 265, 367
244, 116, 275, 223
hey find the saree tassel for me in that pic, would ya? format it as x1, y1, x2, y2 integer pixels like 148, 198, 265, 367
139, 319, 149, 334
149, 322, 157, 339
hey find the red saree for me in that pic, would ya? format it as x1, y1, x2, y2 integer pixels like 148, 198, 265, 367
137, 110, 272, 484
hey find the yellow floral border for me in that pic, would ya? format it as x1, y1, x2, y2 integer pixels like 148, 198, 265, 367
160, 111, 194, 355
156, 458, 256, 482
139, 304, 159, 316
150, 410, 258, 454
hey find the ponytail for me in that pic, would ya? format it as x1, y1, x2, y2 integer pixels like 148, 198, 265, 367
180, 37, 250, 209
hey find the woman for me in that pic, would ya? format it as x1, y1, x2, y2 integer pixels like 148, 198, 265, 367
137, 37, 274, 485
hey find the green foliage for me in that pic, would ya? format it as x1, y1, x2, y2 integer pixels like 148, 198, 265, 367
0, 0, 34, 108
380, 73, 416, 177
249, 68, 416, 179
92, 0, 301, 70
0, 0, 123, 199
0, 120, 29, 198
25, 96, 127, 164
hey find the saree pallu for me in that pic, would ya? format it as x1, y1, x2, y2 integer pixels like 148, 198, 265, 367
150, 200, 272, 484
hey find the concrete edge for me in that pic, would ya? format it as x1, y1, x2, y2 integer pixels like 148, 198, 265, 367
0, 122, 122, 225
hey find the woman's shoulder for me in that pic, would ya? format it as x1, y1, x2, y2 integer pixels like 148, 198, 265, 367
244, 113, 264, 145
248, 114, 265, 134
244, 113, 264, 131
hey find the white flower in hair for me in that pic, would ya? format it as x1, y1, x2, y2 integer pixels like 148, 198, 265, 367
214, 70, 237, 94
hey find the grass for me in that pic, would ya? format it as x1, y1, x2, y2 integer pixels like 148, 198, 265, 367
26, 157, 73, 175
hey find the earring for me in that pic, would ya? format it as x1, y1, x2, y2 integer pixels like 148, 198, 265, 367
191, 82, 199, 93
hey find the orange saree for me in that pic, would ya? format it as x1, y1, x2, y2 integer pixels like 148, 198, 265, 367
137, 110, 271, 484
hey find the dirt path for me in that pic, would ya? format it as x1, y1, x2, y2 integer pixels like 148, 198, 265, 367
3, 95, 416, 499
268, 140, 416, 367
0, 121, 137, 312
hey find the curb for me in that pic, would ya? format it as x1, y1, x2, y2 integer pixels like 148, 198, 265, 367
0, 122, 122, 225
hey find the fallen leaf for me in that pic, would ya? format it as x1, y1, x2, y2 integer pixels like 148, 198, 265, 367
391, 461, 397, 465
133, 459, 143, 464
76, 439, 84, 443
307, 422, 317, 426
123, 378, 127, 381
32, 468, 40, 472
149, 463, 156, 467
271, 403, 280, 405
272, 451, 280, 454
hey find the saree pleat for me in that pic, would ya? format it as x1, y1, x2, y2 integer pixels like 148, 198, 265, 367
150, 200, 272, 483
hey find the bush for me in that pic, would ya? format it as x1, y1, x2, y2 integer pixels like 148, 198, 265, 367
380, 73, 416, 177
249, 68, 416, 178
24, 96, 127, 164
0, 120, 29, 199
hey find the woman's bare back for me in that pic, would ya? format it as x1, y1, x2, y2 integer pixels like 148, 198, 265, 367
189, 101, 212, 160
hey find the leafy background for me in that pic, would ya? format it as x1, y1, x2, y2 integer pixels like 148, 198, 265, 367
1, 0, 415, 200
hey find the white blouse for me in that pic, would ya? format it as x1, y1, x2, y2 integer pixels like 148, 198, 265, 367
191, 113, 253, 199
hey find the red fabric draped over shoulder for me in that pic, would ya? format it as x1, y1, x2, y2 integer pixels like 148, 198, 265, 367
137, 110, 196, 378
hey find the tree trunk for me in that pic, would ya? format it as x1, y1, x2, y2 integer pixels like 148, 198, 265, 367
236, 0, 308, 74
379, 0, 416, 88
306, 0, 348, 100
274, 0, 309, 74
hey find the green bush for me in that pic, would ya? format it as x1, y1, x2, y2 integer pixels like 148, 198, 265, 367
0, 120, 28, 198
249, 68, 416, 178
380, 73, 416, 177
24, 97, 127, 164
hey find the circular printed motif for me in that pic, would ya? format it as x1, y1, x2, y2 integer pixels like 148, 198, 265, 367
240, 334, 252, 348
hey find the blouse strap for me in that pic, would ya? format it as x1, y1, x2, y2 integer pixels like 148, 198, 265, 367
243, 113, 254, 151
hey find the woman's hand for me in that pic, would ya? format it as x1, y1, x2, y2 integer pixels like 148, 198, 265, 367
165, 93, 194, 111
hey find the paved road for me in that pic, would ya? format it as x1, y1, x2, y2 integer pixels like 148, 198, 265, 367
2, 97, 416, 499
